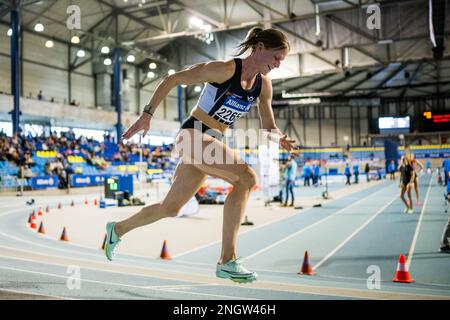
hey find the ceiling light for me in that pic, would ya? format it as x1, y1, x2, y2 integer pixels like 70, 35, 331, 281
77, 49, 85, 58
101, 46, 110, 54
168, 69, 176, 75
149, 62, 157, 69
104, 58, 112, 66
127, 54, 135, 63
147, 71, 155, 78
189, 17, 203, 28
181, 84, 187, 88
34, 22, 44, 32
45, 40, 54, 48
71, 35, 80, 44
194, 85, 202, 92
7, 28, 12, 37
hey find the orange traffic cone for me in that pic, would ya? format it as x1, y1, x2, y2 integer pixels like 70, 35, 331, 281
38, 222, 46, 234
27, 213, 32, 224
57, 202, 62, 209
101, 234, 107, 250
392, 254, 414, 283
30, 214, 37, 229
38, 208, 43, 216
94, 199, 98, 206
160, 240, 172, 260
60, 227, 69, 241
84, 198, 88, 205
298, 251, 315, 275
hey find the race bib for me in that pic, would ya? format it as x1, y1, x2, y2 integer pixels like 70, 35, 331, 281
212, 95, 252, 124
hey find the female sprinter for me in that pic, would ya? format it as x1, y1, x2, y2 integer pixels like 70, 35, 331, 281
104, 27, 297, 283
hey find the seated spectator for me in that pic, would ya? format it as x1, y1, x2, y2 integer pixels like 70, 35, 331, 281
44, 161, 53, 176
37, 90, 43, 100
19, 164, 34, 179
22, 152, 35, 167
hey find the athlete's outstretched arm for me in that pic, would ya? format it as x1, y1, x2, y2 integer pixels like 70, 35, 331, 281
258, 75, 298, 152
121, 61, 233, 141
415, 158, 424, 171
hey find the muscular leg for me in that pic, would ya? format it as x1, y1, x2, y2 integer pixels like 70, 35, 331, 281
115, 161, 207, 237
194, 162, 257, 264
414, 177, 420, 202
178, 129, 257, 265
400, 186, 409, 208
407, 184, 413, 209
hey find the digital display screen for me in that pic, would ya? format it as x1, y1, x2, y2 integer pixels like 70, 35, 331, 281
378, 116, 410, 129
423, 112, 450, 123
421, 112, 450, 132
105, 177, 119, 198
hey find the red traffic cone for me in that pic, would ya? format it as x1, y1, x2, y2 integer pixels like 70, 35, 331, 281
160, 240, 172, 260
101, 234, 107, 250
37, 208, 43, 216
298, 251, 315, 275
38, 222, 46, 234
60, 227, 69, 241
392, 254, 414, 283
30, 215, 37, 229
57, 202, 62, 209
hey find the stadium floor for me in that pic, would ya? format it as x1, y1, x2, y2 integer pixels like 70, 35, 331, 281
0, 174, 449, 300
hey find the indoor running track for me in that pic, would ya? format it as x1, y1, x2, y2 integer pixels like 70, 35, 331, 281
0, 174, 449, 300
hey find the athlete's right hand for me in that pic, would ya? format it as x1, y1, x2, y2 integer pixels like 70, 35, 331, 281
121, 113, 152, 142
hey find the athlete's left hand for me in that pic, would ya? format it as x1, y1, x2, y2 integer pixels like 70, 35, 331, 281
280, 134, 298, 152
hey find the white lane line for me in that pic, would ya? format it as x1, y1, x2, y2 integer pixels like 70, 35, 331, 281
174, 182, 385, 259
142, 283, 220, 290
0, 265, 257, 300
0, 287, 77, 300
0, 207, 29, 218
3, 226, 220, 272
0, 251, 212, 284
406, 174, 433, 270
313, 195, 398, 271
0, 230, 104, 260
245, 185, 394, 260
173, 208, 314, 259
0, 245, 214, 281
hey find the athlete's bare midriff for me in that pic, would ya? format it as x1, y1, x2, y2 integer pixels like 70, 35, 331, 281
190, 106, 229, 134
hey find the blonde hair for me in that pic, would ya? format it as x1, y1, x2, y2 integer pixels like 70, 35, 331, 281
234, 27, 290, 56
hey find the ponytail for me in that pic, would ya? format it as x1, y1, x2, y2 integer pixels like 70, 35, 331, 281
234, 27, 289, 56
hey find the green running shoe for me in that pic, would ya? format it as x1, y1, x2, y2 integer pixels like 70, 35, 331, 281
105, 222, 121, 261
216, 258, 257, 283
